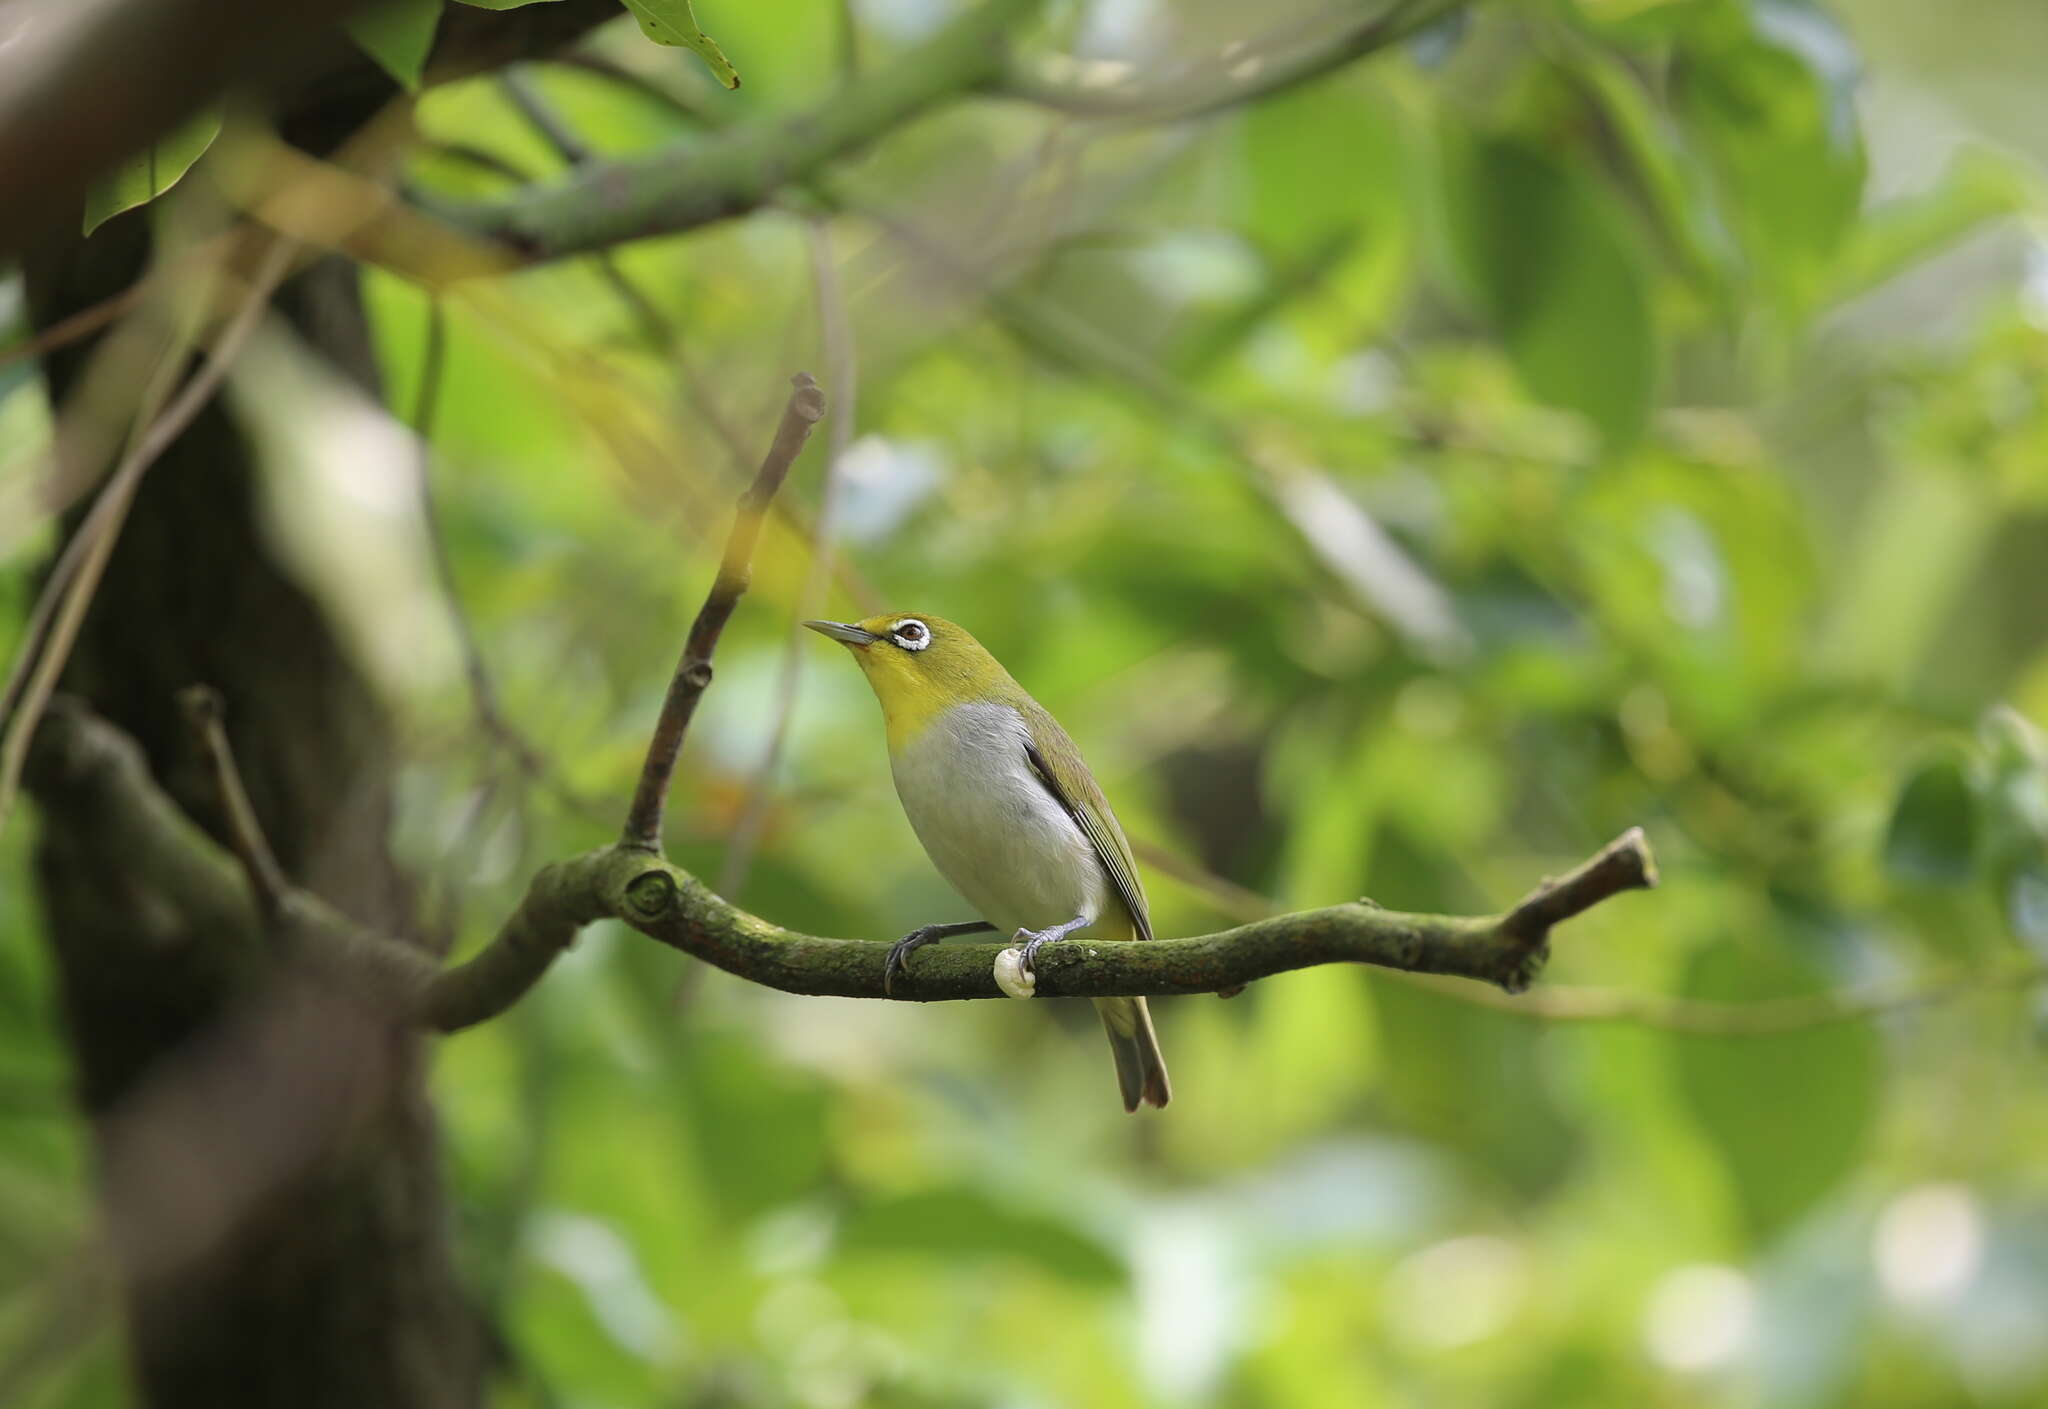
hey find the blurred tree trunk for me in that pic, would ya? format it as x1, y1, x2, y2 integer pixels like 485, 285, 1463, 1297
24, 214, 479, 1405
13, 13, 624, 1401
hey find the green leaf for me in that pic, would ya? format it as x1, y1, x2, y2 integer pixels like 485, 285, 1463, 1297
82, 110, 222, 236
836, 1187, 1125, 1287
620, 0, 740, 88
1883, 752, 1979, 886
451, 0, 561, 9
1438, 129, 1655, 446
1672, 940, 1880, 1240
668, 1029, 827, 1220
346, 0, 443, 92
1675, 33, 1865, 313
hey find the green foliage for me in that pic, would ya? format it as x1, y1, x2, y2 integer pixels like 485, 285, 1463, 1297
9, 0, 2048, 1406
836, 1187, 1125, 1288
1439, 128, 1656, 446
1672, 940, 1881, 1238
1884, 750, 1978, 885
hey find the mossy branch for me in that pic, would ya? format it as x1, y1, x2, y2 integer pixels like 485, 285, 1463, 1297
455, 0, 1037, 261
583, 831, 1654, 1000
446, 0, 1473, 262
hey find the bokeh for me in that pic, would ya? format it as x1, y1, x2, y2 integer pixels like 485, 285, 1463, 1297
5, 1, 2048, 1406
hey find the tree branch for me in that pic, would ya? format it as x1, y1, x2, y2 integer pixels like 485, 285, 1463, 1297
575, 829, 1653, 1000
451, 0, 1037, 260
25, 697, 261, 961
176, 685, 290, 920
53, 690, 2046, 1036
992, 0, 1464, 123
619, 372, 827, 853
413, 852, 612, 1032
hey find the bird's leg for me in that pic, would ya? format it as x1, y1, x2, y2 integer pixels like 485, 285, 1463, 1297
884, 920, 996, 994
1015, 915, 1092, 977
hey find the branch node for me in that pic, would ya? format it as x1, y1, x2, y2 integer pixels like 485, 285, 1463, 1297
625, 868, 679, 922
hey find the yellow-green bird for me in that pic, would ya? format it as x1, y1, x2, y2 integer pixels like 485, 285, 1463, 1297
805, 612, 1170, 1111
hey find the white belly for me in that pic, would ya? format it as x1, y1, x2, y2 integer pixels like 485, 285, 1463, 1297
890, 701, 1109, 936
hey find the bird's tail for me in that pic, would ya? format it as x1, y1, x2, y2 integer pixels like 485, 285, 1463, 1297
1095, 996, 1170, 1111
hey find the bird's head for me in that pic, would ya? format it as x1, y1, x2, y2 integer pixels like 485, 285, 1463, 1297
804, 613, 1015, 743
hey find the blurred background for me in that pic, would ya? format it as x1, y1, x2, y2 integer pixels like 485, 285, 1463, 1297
4, 0, 2048, 1405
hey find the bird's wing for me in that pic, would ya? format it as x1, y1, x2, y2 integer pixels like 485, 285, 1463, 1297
1021, 710, 1153, 942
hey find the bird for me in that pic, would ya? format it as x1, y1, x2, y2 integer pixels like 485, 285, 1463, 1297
805, 612, 1170, 1111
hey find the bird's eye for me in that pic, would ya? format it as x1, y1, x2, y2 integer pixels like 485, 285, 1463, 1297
890, 619, 930, 651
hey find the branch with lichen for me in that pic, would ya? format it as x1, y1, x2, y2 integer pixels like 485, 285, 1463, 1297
573, 831, 1652, 1000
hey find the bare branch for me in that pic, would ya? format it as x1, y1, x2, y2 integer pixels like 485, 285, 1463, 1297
405, 297, 551, 782
176, 686, 290, 920
993, 0, 1464, 122
619, 373, 827, 853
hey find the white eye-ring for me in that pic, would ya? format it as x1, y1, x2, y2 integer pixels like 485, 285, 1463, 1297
890, 618, 931, 651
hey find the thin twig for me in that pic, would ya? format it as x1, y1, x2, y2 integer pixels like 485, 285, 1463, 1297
0, 292, 204, 728
498, 69, 592, 165
0, 228, 238, 371
717, 223, 857, 897
619, 373, 827, 853
0, 237, 296, 833
1397, 959, 2048, 1035
1138, 827, 2048, 1033
805, 181, 1470, 658
408, 295, 549, 780
176, 685, 289, 919
994, 0, 1465, 123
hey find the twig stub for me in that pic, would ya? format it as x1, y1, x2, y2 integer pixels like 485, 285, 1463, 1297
1501, 826, 1657, 946
619, 372, 825, 854
176, 684, 291, 921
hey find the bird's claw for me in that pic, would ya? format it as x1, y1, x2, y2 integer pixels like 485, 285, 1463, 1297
884, 928, 939, 995
1015, 927, 1061, 978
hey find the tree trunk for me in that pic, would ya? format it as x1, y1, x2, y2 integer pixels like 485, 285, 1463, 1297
23, 195, 474, 1409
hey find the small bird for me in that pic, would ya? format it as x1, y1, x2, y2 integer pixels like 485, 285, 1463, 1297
805, 612, 1170, 1111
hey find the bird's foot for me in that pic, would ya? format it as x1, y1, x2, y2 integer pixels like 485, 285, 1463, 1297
884, 928, 943, 995
883, 920, 995, 994
1015, 917, 1089, 978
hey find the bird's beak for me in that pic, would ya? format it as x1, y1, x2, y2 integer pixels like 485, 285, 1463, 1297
803, 619, 878, 646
